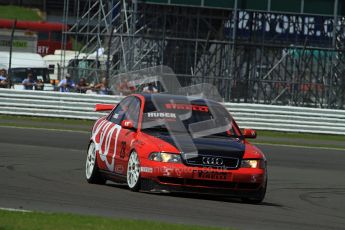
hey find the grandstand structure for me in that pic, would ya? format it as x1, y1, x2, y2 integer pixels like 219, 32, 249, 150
62, 0, 345, 109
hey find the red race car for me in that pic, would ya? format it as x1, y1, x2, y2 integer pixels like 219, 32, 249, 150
85, 93, 267, 203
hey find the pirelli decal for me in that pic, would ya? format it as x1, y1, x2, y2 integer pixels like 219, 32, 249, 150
165, 103, 209, 112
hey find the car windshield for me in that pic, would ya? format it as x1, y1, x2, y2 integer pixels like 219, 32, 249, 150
141, 96, 241, 138
10, 68, 50, 84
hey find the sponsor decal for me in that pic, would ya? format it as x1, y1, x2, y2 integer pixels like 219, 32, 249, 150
0, 40, 28, 48
165, 103, 209, 112
92, 120, 122, 171
147, 112, 176, 118
224, 11, 344, 45
162, 167, 174, 176
92, 119, 103, 134
140, 167, 153, 173
192, 170, 228, 180
37, 45, 49, 54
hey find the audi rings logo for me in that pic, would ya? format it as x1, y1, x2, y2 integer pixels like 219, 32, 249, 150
202, 157, 224, 166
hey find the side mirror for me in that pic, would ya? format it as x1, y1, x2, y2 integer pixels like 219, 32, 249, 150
121, 120, 134, 129
95, 104, 115, 111
243, 128, 257, 139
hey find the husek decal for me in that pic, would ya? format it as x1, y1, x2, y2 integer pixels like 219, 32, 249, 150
92, 120, 122, 171
147, 112, 176, 118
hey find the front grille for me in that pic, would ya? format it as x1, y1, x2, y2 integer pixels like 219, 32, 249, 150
184, 154, 239, 169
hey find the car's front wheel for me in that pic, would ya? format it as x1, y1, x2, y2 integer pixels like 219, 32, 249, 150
241, 180, 267, 204
127, 151, 141, 191
85, 142, 106, 184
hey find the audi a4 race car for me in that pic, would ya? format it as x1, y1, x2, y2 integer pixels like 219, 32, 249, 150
85, 93, 267, 203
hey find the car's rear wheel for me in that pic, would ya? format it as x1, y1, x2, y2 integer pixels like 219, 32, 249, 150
85, 142, 106, 184
127, 151, 141, 191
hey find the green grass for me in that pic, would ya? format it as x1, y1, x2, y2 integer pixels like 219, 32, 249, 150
0, 210, 230, 230
257, 130, 345, 142
251, 140, 345, 150
251, 130, 345, 150
0, 115, 93, 130
0, 114, 93, 125
0, 5, 43, 21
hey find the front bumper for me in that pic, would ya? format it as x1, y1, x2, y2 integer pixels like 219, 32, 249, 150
140, 178, 266, 198
139, 160, 267, 197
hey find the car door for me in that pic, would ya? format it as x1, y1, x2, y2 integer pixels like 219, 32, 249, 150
113, 96, 141, 175
97, 97, 133, 172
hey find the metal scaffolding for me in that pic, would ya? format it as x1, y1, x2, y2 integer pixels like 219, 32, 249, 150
62, 0, 345, 109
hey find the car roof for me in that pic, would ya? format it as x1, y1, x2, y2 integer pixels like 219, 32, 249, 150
137, 93, 218, 105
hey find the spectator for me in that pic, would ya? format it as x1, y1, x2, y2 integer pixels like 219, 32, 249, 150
94, 77, 110, 95
22, 72, 36, 90
142, 82, 158, 94
34, 79, 44, 91
0, 69, 9, 88
76, 78, 91, 93
58, 74, 75, 92
0, 69, 6, 80
117, 78, 135, 95
51, 79, 58, 91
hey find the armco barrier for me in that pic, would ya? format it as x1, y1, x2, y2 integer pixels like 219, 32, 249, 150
1, 88, 344, 135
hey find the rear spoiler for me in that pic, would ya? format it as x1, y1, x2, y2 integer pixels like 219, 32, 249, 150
95, 104, 116, 111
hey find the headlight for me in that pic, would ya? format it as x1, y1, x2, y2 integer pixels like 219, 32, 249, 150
149, 152, 182, 163
241, 159, 265, 169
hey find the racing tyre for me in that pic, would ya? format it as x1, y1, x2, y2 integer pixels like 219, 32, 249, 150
241, 180, 267, 204
85, 142, 106, 184
127, 151, 141, 191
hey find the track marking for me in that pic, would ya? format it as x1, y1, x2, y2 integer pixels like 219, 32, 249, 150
0, 207, 31, 213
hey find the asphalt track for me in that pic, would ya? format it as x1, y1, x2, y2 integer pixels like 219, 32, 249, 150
0, 126, 344, 230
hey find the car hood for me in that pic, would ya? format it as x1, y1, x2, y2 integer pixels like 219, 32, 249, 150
143, 130, 245, 159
